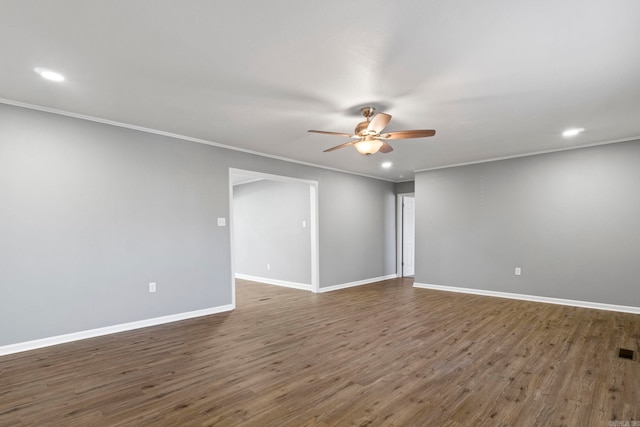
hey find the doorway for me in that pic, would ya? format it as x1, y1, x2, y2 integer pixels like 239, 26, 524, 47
396, 194, 415, 277
229, 169, 319, 307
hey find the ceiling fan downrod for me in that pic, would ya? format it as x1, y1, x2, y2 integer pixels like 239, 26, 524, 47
360, 107, 376, 120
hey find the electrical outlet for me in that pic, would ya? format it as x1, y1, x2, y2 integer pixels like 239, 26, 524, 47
302, 220, 307, 228
149, 282, 157, 293
515, 267, 521, 276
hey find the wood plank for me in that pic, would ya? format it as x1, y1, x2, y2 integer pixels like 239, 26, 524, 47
1, 278, 639, 425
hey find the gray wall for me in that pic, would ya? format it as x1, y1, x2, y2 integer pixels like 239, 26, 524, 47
415, 140, 640, 307
395, 181, 414, 194
233, 179, 311, 284
319, 170, 397, 286
0, 103, 396, 346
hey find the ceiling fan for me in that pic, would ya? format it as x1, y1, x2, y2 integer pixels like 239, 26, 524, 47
308, 107, 436, 155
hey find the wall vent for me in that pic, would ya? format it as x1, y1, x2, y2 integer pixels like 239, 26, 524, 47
618, 348, 634, 360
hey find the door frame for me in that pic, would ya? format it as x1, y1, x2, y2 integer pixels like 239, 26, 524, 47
396, 192, 415, 278
229, 168, 320, 308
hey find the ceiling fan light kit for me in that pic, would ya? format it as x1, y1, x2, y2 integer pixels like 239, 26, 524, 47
355, 138, 384, 155
308, 107, 436, 155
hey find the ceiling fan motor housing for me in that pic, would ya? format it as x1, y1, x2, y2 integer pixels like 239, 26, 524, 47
355, 121, 371, 136
355, 106, 378, 136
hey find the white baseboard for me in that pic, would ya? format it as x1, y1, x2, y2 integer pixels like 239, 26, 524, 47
318, 274, 398, 293
235, 274, 311, 291
413, 282, 640, 314
0, 304, 235, 357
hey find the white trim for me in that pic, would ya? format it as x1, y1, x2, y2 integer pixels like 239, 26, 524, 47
0, 304, 234, 356
318, 274, 398, 293
228, 173, 237, 309
310, 184, 320, 293
413, 283, 640, 314
235, 274, 311, 291
0, 98, 394, 183
414, 136, 640, 173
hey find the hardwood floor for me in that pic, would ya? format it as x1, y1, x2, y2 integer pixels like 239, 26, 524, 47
1, 278, 639, 426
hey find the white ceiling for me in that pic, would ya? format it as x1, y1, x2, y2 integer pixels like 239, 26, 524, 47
2, 1, 640, 181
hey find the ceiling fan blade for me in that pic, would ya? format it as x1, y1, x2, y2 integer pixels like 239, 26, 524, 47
308, 130, 354, 137
323, 140, 359, 152
382, 129, 436, 140
378, 141, 394, 153
367, 113, 392, 133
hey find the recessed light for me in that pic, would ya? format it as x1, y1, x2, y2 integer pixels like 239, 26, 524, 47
381, 161, 392, 169
34, 67, 65, 82
562, 128, 584, 137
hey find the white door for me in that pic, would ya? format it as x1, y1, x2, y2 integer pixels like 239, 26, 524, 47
402, 196, 415, 277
